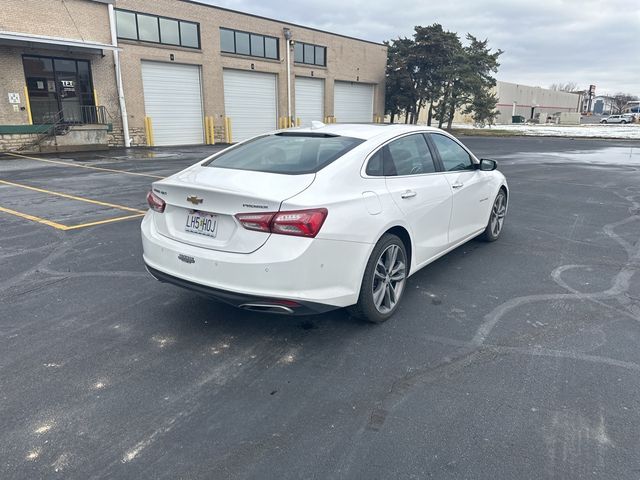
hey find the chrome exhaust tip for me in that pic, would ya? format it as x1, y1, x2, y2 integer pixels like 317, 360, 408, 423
239, 303, 295, 314
144, 265, 162, 282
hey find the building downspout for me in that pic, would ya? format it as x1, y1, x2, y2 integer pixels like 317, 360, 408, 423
286, 43, 292, 126
108, 4, 131, 147
283, 28, 293, 127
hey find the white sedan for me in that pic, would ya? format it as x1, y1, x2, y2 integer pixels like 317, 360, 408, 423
141, 124, 508, 323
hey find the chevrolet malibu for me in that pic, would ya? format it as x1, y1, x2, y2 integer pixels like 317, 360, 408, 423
141, 124, 508, 323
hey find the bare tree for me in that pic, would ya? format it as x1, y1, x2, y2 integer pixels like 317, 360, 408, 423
612, 93, 639, 114
549, 82, 579, 92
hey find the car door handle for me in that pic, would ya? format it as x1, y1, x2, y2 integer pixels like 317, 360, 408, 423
401, 190, 417, 199
451, 182, 464, 189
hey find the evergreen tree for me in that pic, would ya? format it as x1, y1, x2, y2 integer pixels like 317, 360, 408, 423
384, 38, 417, 123
384, 27, 502, 128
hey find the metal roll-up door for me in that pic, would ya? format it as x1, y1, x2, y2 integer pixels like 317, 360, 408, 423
223, 69, 277, 142
295, 77, 324, 126
141, 61, 204, 146
334, 81, 374, 123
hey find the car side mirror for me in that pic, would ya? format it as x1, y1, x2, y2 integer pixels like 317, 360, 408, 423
478, 158, 498, 171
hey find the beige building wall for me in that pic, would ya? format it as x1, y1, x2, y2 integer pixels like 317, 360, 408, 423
0, 47, 120, 133
115, 0, 387, 143
0, 0, 112, 44
0, 46, 33, 125
0, 0, 387, 147
0, 0, 121, 141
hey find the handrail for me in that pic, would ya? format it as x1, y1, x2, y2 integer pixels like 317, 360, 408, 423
14, 109, 67, 152
79, 105, 109, 124
56, 105, 110, 125
12, 105, 112, 152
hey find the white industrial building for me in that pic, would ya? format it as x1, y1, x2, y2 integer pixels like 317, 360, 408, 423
492, 81, 583, 123
418, 80, 584, 126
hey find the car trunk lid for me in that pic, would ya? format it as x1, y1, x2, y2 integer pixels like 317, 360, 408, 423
152, 166, 315, 253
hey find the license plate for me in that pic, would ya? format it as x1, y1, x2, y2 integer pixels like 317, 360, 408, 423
185, 211, 218, 238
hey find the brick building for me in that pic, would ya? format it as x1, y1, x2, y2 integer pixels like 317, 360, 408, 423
0, 0, 387, 151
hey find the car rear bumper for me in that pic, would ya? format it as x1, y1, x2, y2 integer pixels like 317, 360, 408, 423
141, 212, 372, 310
144, 265, 335, 314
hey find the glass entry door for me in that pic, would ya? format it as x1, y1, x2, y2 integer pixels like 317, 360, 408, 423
23, 56, 95, 124
54, 59, 82, 123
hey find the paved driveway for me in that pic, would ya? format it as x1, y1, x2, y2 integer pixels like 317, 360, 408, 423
1, 137, 639, 479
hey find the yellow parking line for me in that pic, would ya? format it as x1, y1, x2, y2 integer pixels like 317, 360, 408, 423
4, 152, 164, 179
0, 205, 145, 231
0, 205, 68, 230
0, 179, 146, 214
64, 213, 145, 230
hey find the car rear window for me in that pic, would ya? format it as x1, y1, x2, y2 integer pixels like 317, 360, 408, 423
204, 133, 364, 174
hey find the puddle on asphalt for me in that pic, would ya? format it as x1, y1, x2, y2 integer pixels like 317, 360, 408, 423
500, 147, 639, 166
59, 152, 176, 162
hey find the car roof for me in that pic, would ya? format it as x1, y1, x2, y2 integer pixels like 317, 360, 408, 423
287, 123, 444, 140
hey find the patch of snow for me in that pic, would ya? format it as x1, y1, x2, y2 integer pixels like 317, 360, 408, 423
452, 123, 640, 139
278, 348, 299, 365
35, 423, 53, 435
92, 380, 108, 390
151, 335, 175, 348
26, 449, 41, 461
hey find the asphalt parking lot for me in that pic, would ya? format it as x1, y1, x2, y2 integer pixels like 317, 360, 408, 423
1, 136, 640, 479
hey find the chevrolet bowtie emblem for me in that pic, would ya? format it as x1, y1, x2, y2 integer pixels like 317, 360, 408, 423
187, 195, 203, 205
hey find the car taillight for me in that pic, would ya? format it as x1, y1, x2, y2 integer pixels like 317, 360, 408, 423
146, 190, 165, 213
271, 209, 328, 237
235, 208, 327, 238
235, 212, 275, 233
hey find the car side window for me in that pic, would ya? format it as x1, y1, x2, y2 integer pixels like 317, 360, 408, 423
431, 134, 474, 172
365, 135, 436, 177
384, 134, 436, 176
365, 149, 385, 176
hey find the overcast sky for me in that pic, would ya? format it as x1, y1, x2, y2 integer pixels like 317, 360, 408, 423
200, 0, 640, 97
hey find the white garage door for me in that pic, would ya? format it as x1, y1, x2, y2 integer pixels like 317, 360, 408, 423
141, 61, 204, 146
334, 81, 374, 123
223, 69, 277, 142
295, 77, 324, 127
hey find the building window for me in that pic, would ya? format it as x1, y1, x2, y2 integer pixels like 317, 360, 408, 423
137, 14, 160, 43
115, 10, 137, 40
180, 22, 199, 48
264, 37, 278, 59
219, 28, 279, 60
294, 41, 326, 66
23, 55, 95, 124
159, 18, 180, 45
115, 9, 200, 49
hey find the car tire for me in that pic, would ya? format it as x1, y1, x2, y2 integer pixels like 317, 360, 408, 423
621, 120, 627, 124
601, 120, 607, 124
480, 189, 507, 242
349, 233, 408, 324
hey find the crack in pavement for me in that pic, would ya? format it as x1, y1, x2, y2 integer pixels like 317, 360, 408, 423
334, 180, 640, 476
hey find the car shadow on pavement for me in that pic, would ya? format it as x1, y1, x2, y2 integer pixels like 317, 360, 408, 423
155, 289, 367, 338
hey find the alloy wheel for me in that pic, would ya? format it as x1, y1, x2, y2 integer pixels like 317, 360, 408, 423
490, 192, 507, 237
372, 244, 406, 314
